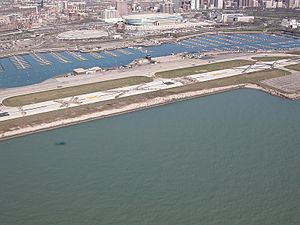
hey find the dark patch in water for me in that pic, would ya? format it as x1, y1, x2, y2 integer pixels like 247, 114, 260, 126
55, 141, 66, 146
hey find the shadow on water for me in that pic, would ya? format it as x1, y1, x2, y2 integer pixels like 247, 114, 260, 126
55, 141, 66, 146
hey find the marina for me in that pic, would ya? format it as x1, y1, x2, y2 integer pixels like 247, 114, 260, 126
9, 55, 31, 69
0, 33, 299, 88
50, 52, 71, 63
67, 51, 87, 61
30, 53, 52, 66
116, 49, 132, 55
89, 52, 103, 59
103, 50, 117, 57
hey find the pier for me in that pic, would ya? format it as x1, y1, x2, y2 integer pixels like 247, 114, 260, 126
178, 42, 195, 48
0, 63, 4, 73
116, 49, 132, 55
89, 52, 103, 59
103, 50, 117, 57
137, 47, 149, 54
9, 55, 31, 69
50, 52, 70, 63
67, 51, 87, 61
31, 53, 52, 66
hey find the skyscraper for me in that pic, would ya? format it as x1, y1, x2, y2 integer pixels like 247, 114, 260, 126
191, 0, 201, 9
160, 1, 174, 13
116, 0, 129, 16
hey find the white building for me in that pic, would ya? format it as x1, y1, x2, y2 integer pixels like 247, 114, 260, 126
191, 0, 201, 10
102, 7, 122, 23
289, 0, 300, 8
282, 19, 299, 29
217, 0, 224, 9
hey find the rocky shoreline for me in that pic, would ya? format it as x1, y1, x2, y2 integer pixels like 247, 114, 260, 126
0, 83, 298, 141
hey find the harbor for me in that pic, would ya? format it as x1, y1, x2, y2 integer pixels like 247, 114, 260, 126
67, 51, 87, 61
103, 50, 117, 57
0, 33, 299, 88
9, 55, 31, 70
30, 53, 52, 66
50, 52, 71, 63
89, 52, 103, 59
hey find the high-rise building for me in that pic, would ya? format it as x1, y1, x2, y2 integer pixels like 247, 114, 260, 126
217, 0, 224, 8
160, 1, 174, 13
191, 0, 201, 9
102, 7, 119, 20
172, 0, 182, 11
116, 0, 129, 16
289, 0, 300, 7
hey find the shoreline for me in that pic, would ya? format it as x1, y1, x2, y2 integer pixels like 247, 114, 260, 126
0, 83, 297, 141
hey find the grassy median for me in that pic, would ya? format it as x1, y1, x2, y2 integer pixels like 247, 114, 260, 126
3, 76, 153, 107
252, 56, 289, 62
155, 60, 255, 78
156, 68, 290, 96
285, 63, 300, 71
289, 51, 300, 56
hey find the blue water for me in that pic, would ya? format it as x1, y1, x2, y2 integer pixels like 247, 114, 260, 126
0, 33, 299, 88
0, 89, 300, 225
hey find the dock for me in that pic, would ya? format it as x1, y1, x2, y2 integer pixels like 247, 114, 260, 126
116, 49, 132, 55
67, 51, 87, 61
137, 47, 149, 54
9, 55, 31, 69
178, 42, 195, 48
89, 52, 103, 59
0, 63, 4, 73
103, 50, 117, 57
50, 52, 70, 63
30, 53, 52, 66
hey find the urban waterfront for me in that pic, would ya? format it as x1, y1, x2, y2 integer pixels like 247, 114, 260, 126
0, 89, 300, 225
0, 33, 300, 88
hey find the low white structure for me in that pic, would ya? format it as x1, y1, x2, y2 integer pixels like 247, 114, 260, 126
237, 16, 255, 23
101, 7, 122, 23
73, 67, 102, 75
57, 30, 108, 40
123, 13, 183, 26
218, 14, 254, 23
281, 19, 299, 29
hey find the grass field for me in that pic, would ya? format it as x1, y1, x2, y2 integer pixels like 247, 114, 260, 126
0, 69, 290, 134
252, 56, 289, 62
155, 60, 255, 78
157, 69, 290, 96
3, 76, 152, 107
285, 63, 300, 71
289, 51, 300, 56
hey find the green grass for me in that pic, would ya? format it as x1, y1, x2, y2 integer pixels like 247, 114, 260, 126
288, 51, 300, 56
0, 69, 290, 134
3, 76, 152, 107
252, 56, 289, 62
285, 63, 300, 71
155, 69, 290, 96
155, 60, 255, 78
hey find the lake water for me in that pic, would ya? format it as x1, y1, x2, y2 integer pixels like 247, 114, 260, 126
0, 89, 300, 225
0, 33, 300, 88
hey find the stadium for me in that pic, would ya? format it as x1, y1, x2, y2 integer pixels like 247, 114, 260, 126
123, 13, 183, 26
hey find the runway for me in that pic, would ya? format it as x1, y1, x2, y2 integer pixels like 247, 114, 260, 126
1, 57, 299, 122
